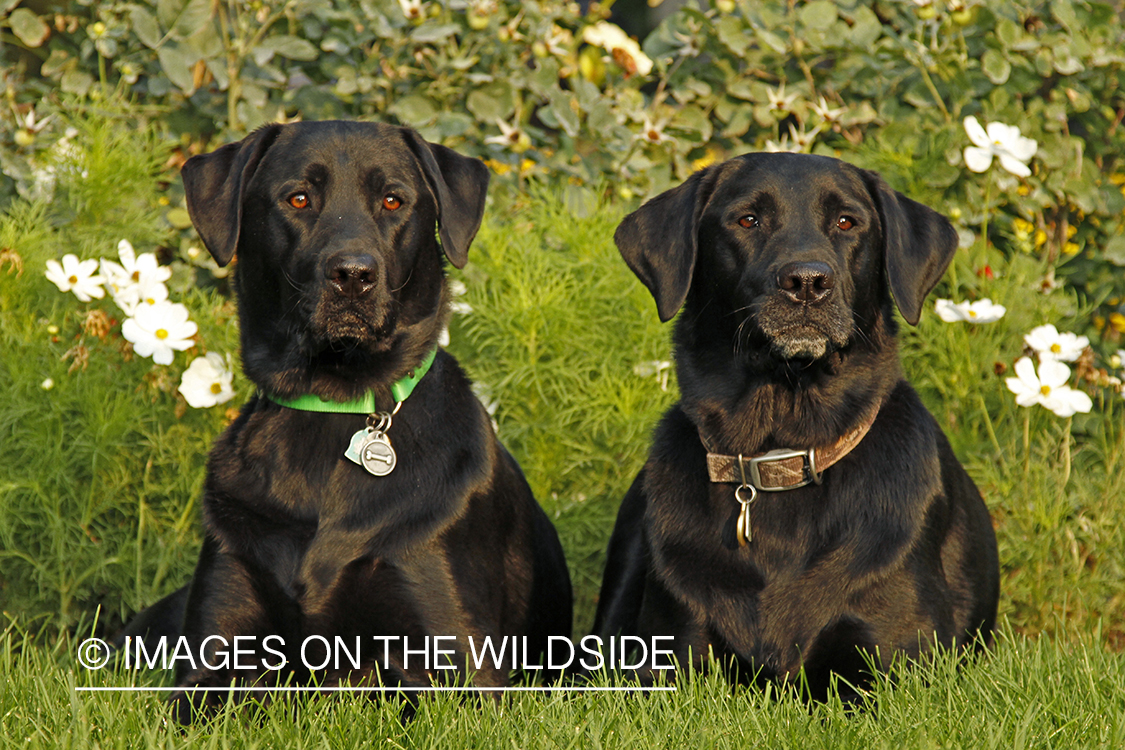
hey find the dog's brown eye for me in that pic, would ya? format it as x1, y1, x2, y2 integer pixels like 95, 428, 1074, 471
383, 195, 402, 211
738, 215, 759, 229
837, 216, 855, 231
288, 193, 309, 209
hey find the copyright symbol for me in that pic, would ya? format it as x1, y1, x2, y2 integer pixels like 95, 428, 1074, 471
78, 638, 111, 670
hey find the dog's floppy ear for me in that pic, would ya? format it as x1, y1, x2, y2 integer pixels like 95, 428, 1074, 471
865, 172, 959, 326
403, 130, 490, 269
181, 125, 281, 268
615, 169, 714, 322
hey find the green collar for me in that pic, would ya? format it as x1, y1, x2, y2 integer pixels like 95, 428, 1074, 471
268, 348, 437, 413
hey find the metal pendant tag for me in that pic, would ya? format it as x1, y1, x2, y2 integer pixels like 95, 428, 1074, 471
735, 484, 757, 546
344, 428, 372, 465
344, 409, 398, 476
360, 432, 397, 476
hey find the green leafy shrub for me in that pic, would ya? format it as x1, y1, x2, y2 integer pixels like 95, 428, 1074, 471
446, 190, 677, 628
0, 110, 242, 629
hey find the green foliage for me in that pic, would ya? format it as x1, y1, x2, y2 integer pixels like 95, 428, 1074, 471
2, 106, 1124, 645
0, 110, 244, 630
445, 190, 676, 629
3, 0, 1125, 339
2, 5, 1125, 728
900, 246, 1125, 645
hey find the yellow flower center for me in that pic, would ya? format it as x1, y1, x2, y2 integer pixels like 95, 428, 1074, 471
132, 271, 141, 282
968, 310, 978, 318
156, 328, 169, 340
1040, 385, 1051, 396
68, 275, 78, 284
210, 382, 223, 394
145, 298, 155, 305
1050, 343, 1061, 353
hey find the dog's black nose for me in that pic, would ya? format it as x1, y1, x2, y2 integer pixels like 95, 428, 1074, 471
326, 254, 379, 298
777, 261, 835, 304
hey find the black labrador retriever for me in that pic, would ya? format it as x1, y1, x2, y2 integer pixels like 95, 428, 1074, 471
593, 153, 999, 698
127, 121, 571, 719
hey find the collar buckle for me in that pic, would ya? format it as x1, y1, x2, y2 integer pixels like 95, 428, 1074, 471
739, 448, 822, 491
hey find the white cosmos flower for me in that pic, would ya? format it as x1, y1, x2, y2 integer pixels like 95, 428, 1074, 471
1023, 324, 1089, 363
963, 116, 1038, 177
178, 352, 235, 408
45, 254, 105, 302
110, 276, 169, 317
934, 298, 1006, 323
122, 300, 197, 365
470, 380, 499, 431
1006, 357, 1092, 417
634, 360, 672, 392
100, 240, 172, 315
448, 279, 473, 315
582, 21, 653, 76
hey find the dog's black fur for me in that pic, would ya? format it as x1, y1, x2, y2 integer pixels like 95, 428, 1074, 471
129, 121, 571, 720
593, 153, 999, 698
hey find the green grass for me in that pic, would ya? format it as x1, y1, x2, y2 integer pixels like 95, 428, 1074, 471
3, 620, 1125, 748
3, 112, 1125, 745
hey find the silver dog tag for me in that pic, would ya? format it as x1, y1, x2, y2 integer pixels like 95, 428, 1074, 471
360, 432, 397, 476
344, 428, 397, 476
345, 409, 399, 476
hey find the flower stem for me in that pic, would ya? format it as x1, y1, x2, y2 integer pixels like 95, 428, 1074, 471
1060, 416, 1072, 488
980, 178, 992, 262
1022, 409, 1031, 479
977, 394, 1002, 457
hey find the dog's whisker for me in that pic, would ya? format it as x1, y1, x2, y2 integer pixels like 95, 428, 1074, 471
389, 267, 414, 294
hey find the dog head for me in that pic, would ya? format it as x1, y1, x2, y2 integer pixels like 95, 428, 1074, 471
182, 121, 489, 400
615, 153, 957, 364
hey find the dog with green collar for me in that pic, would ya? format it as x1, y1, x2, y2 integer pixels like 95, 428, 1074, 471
118, 122, 572, 721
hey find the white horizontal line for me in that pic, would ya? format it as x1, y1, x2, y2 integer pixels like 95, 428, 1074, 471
75, 686, 675, 693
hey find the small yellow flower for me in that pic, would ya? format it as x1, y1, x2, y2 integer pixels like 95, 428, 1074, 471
483, 159, 511, 176
691, 147, 721, 172
1066, 224, 1077, 239
1034, 230, 1047, 247
1012, 218, 1034, 236
1063, 241, 1080, 255
1017, 185, 1030, 196
1110, 313, 1125, 333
